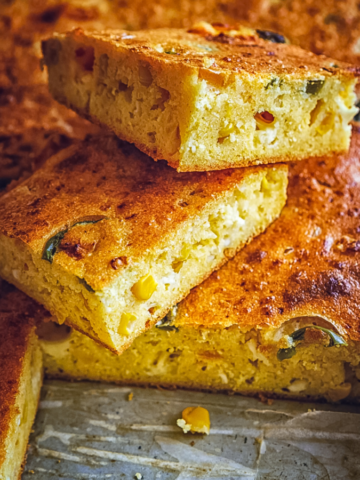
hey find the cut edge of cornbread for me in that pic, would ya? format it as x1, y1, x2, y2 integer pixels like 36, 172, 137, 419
0, 328, 43, 480
0, 165, 288, 354
40, 315, 360, 403
43, 27, 358, 171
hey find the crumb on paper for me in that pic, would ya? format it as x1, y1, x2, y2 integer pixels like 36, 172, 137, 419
135, 474, 143, 480
259, 393, 273, 405
128, 392, 134, 401
177, 418, 192, 433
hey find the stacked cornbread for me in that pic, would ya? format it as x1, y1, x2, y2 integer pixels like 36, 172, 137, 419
1, 18, 360, 478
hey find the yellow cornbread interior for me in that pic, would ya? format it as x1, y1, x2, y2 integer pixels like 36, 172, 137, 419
40, 316, 360, 403
45, 35, 358, 171
1, 333, 43, 480
0, 167, 287, 354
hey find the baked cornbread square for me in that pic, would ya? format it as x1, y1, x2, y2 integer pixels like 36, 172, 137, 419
0, 135, 287, 354
0, 280, 43, 480
42, 22, 359, 172
41, 129, 360, 404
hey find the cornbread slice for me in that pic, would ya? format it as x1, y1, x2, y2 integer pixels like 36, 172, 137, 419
0, 135, 287, 354
40, 314, 360, 403
0, 280, 43, 480
42, 23, 359, 172
40, 127, 360, 403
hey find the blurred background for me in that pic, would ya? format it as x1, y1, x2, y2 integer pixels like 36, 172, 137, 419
1, 0, 359, 189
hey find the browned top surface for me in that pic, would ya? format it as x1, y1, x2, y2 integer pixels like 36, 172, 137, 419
0, 280, 45, 466
2, 1, 360, 90
177, 126, 360, 342
0, 135, 282, 291
62, 24, 359, 80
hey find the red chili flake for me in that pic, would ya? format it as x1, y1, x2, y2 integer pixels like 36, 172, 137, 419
254, 111, 275, 124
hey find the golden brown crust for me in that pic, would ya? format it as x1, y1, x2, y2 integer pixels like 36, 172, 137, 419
57, 25, 358, 81
177, 126, 360, 342
0, 280, 46, 467
2, 1, 360, 92
245, 0, 360, 77
0, 134, 283, 291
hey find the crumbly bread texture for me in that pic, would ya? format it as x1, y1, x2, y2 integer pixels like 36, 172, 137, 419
0, 135, 287, 354
3, 0, 360, 98
176, 126, 360, 342
42, 23, 359, 171
40, 315, 360, 403
0, 280, 43, 480
40, 131, 360, 403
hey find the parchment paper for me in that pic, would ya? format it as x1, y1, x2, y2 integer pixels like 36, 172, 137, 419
23, 381, 360, 479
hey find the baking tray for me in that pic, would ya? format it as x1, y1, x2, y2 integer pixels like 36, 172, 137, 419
23, 380, 360, 479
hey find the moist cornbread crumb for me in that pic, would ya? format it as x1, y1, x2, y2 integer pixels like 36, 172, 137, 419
42, 23, 358, 172
0, 134, 287, 354
176, 128, 360, 342
40, 128, 360, 402
0, 281, 43, 480
40, 316, 360, 402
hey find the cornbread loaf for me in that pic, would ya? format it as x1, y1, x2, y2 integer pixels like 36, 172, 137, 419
42, 23, 359, 172
39, 127, 360, 403
0, 280, 43, 480
0, 134, 287, 354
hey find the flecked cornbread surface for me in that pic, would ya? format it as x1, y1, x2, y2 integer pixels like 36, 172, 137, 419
40, 128, 360, 404
0, 280, 43, 480
0, 134, 287, 354
176, 127, 360, 343
43, 23, 358, 171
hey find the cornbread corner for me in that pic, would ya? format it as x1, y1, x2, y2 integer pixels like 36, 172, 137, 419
42, 22, 359, 172
0, 280, 43, 480
40, 128, 360, 403
0, 134, 287, 354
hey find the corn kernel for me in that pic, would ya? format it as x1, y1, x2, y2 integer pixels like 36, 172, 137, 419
131, 274, 157, 301
180, 245, 192, 260
219, 123, 236, 139
261, 176, 270, 191
119, 312, 136, 336
316, 112, 335, 135
180, 406, 210, 434
172, 260, 184, 273
310, 99, 325, 125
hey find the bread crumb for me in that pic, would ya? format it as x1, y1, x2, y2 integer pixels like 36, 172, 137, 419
177, 418, 191, 433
